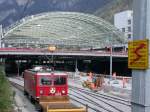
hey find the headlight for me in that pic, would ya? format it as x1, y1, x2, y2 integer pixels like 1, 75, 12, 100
50, 88, 56, 94
62, 90, 66, 94
40, 90, 43, 94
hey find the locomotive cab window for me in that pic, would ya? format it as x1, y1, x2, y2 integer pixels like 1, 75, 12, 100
40, 76, 52, 85
54, 77, 66, 85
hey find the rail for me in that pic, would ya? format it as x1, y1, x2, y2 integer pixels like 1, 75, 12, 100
9, 77, 131, 112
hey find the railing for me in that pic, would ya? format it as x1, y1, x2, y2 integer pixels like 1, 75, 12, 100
0, 48, 127, 57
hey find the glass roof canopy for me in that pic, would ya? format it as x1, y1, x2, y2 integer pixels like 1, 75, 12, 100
3, 12, 127, 49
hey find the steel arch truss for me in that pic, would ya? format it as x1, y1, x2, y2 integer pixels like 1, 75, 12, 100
3, 12, 127, 49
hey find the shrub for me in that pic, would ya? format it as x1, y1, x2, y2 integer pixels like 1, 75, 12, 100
0, 66, 12, 111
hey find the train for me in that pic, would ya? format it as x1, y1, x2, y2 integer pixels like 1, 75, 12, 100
24, 65, 86, 112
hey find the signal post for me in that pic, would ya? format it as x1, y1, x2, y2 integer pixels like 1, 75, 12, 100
131, 0, 150, 112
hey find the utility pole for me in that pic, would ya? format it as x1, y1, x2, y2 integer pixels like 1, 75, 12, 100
0, 25, 2, 48
74, 59, 78, 79
0, 25, 3, 63
132, 0, 150, 112
109, 46, 112, 81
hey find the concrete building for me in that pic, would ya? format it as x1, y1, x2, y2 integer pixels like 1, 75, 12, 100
114, 10, 133, 41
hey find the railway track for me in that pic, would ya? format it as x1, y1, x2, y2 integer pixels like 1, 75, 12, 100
69, 86, 131, 105
9, 78, 91, 112
69, 86, 131, 112
70, 93, 114, 112
9, 80, 42, 112
9, 77, 131, 112
11, 79, 109, 112
69, 97, 100, 112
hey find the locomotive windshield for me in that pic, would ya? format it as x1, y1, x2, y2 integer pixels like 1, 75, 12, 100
31, 65, 52, 72
54, 77, 66, 85
40, 76, 52, 85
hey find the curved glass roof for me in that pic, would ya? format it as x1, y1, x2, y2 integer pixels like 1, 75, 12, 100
3, 12, 127, 49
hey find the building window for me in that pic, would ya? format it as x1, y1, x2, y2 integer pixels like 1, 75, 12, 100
128, 34, 131, 39
128, 27, 131, 32
122, 28, 125, 32
128, 19, 131, 25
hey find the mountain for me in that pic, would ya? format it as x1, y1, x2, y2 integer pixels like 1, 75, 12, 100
94, 0, 133, 23
0, 0, 133, 28
0, 0, 111, 27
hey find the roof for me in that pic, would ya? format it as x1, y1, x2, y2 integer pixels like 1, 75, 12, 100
26, 69, 67, 76
3, 12, 127, 49
36, 72, 67, 76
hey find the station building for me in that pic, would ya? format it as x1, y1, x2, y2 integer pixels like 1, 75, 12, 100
1, 12, 130, 76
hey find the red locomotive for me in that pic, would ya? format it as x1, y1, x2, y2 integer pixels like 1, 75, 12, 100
24, 66, 68, 100
24, 66, 86, 112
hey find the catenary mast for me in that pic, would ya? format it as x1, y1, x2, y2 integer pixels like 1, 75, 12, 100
132, 0, 150, 112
